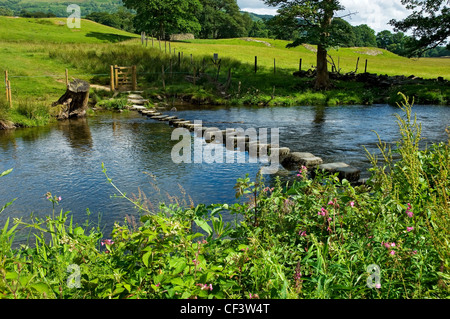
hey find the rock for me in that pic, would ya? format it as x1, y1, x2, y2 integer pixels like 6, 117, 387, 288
170, 107, 177, 111
281, 152, 323, 170
0, 120, 15, 130
128, 94, 143, 99
311, 162, 361, 183
268, 147, 291, 162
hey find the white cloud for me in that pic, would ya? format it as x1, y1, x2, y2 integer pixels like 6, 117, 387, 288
237, 0, 413, 32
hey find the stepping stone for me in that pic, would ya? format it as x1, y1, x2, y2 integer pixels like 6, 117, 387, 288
268, 147, 291, 161
131, 105, 147, 110
281, 152, 323, 170
150, 115, 169, 120
168, 118, 184, 124
128, 99, 149, 105
311, 162, 361, 183
141, 110, 157, 115
128, 94, 144, 99
146, 112, 161, 117
172, 120, 191, 128
184, 123, 203, 131
204, 128, 221, 142
160, 116, 178, 121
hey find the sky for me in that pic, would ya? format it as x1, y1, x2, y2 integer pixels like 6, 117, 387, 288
237, 0, 413, 33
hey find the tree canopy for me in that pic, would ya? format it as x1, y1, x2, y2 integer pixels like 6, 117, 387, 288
390, 0, 449, 56
264, 0, 345, 90
123, 0, 202, 39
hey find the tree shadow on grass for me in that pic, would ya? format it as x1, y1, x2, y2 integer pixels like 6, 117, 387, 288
85, 32, 136, 43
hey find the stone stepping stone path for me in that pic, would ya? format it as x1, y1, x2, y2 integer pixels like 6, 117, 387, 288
128, 95, 362, 184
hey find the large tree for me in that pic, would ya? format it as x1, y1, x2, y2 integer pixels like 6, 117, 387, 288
264, 0, 345, 90
390, 0, 449, 57
123, 0, 202, 39
197, 0, 252, 39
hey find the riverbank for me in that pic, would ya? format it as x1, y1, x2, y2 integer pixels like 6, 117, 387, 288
1, 17, 449, 129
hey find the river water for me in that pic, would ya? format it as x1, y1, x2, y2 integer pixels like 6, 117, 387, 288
0, 104, 448, 236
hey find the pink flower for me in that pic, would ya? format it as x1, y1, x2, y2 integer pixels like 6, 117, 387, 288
407, 210, 413, 218
412, 250, 417, 255
58, 196, 62, 201
350, 201, 355, 207
390, 250, 395, 255
375, 283, 381, 289
390, 242, 396, 247
101, 239, 114, 246
299, 230, 307, 237
209, 284, 213, 291
328, 201, 334, 206
407, 227, 414, 232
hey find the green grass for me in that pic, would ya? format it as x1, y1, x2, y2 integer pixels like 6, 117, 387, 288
0, 16, 448, 127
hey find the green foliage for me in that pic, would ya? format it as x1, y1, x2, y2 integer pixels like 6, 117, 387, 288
390, 0, 450, 57
0, 94, 448, 299
123, 0, 202, 39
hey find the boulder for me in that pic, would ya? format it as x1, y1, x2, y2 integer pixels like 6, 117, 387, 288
311, 162, 361, 182
281, 152, 323, 170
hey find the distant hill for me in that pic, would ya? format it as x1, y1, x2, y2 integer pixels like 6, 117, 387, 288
241, 11, 274, 22
0, 0, 124, 17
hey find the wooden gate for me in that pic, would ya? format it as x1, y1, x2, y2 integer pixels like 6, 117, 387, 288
110, 65, 137, 91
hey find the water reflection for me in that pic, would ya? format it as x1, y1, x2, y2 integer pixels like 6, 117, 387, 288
57, 118, 93, 152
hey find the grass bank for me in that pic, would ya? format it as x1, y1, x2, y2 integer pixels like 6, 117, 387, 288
0, 17, 449, 128
0, 97, 448, 299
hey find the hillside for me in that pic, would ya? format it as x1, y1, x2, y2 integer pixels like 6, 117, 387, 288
0, 0, 123, 16
0, 16, 448, 115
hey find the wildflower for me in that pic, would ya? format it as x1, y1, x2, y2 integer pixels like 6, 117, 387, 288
407, 211, 413, 218
318, 207, 328, 216
350, 201, 355, 207
328, 201, 334, 206
101, 239, 114, 246
299, 230, 307, 237
412, 250, 417, 255
390, 242, 396, 247
390, 250, 395, 255
155, 283, 160, 287
375, 283, 381, 289
407, 227, 414, 232
209, 284, 213, 291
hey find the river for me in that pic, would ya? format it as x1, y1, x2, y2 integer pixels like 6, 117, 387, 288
0, 104, 448, 237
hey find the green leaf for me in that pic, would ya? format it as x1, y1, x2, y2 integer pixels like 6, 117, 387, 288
0, 169, 13, 178
142, 251, 152, 268
170, 277, 185, 287
30, 282, 52, 295
194, 218, 212, 235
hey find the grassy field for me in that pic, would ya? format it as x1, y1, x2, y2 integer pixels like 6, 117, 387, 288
0, 16, 448, 127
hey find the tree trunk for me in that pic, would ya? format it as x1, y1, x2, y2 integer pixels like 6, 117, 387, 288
314, 44, 331, 90
314, 0, 334, 90
52, 79, 90, 120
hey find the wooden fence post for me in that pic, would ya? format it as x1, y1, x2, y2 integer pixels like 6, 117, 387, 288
355, 57, 360, 73
364, 59, 368, 73
132, 65, 137, 91
299, 58, 302, 71
5, 70, 8, 101
110, 65, 115, 91
7, 80, 12, 108
114, 65, 119, 89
